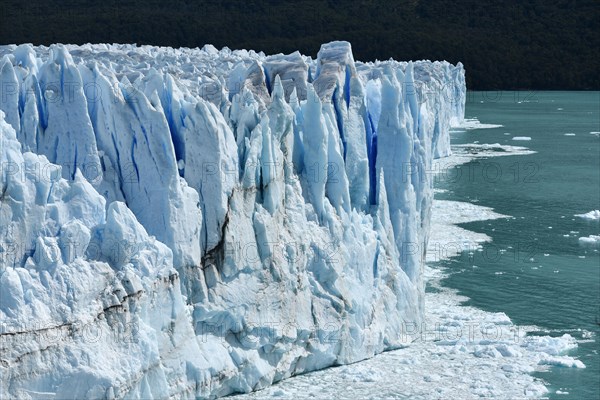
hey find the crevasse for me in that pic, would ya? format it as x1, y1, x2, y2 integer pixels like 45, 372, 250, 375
0, 41, 465, 399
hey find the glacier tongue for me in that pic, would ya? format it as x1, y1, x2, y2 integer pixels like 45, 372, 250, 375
0, 41, 465, 398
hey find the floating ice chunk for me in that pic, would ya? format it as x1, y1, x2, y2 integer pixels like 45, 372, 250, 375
512, 136, 532, 141
575, 210, 600, 220
578, 235, 600, 246
522, 334, 578, 356
455, 118, 503, 130
450, 143, 535, 158
539, 357, 586, 369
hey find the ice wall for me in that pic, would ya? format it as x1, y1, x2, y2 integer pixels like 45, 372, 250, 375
0, 41, 465, 398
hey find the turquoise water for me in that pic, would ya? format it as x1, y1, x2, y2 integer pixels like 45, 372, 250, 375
436, 91, 600, 399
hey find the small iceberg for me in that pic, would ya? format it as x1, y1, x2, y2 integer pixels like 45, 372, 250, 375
578, 235, 600, 246
575, 210, 600, 221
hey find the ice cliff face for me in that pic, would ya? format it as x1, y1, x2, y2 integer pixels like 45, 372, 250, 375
0, 41, 465, 398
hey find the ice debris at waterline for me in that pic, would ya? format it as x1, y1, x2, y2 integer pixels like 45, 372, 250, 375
0, 41, 466, 398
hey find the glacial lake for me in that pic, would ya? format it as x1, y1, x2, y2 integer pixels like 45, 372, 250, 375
436, 91, 600, 399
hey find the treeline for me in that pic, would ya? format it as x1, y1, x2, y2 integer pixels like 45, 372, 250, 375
1, 0, 598, 90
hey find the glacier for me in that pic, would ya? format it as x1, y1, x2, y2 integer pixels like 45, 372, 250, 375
0, 41, 465, 398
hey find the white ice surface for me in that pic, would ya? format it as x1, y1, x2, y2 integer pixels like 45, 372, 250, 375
578, 235, 600, 246
454, 118, 503, 130
431, 142, 536, 174
575, 210, 600, 221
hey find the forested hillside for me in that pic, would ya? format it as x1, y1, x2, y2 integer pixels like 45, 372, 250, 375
1, 0, 598, 89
